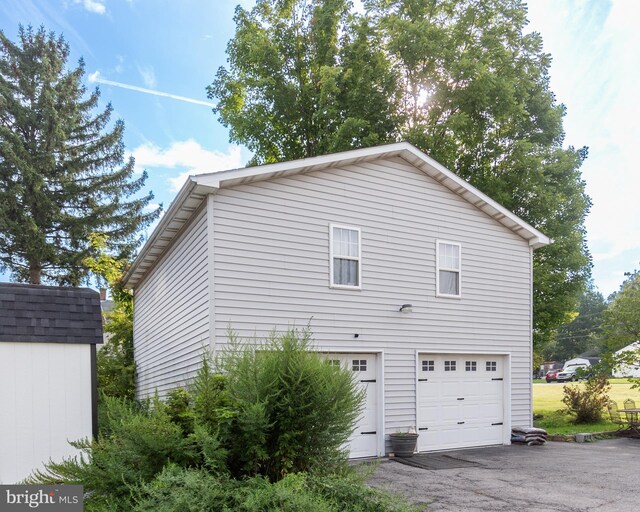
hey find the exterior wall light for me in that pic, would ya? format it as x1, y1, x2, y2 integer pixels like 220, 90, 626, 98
399, 304, 413, 314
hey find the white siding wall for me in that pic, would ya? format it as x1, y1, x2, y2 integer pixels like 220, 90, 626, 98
0, 342, 92, 484
212, 157, 533, 432
134, 207, 209, 398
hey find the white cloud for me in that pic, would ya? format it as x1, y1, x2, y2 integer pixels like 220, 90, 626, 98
75, 0, 106, 14
130, 141, 243, 191
86, 70, 215, 107
137, 65, 157, 88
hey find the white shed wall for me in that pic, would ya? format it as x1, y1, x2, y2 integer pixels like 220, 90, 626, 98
0, 342, 92, 484
211, 156, 533, 433
134, 207, 209, 398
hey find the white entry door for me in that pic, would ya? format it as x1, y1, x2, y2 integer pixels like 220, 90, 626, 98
417, 354, 505, 452
324, 353, 379, 458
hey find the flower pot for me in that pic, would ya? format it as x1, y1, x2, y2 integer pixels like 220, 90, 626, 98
389, 433, 419, 457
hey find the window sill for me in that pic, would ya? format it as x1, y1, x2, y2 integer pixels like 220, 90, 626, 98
330, 284, 362, 291
436, 293, 462, 299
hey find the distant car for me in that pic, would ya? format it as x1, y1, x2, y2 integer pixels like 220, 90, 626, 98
545, 368, 563, 382
556, 367, 582, 382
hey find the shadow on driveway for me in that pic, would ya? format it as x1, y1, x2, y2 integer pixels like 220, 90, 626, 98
367, 438, 640, 512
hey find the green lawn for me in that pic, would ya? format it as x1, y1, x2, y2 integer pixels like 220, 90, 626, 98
533, 379, 640, 434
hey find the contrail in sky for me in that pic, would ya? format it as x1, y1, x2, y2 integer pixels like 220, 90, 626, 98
88, 71, 215, 108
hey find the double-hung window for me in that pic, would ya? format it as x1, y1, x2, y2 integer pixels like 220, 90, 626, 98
437, 241, 461, 297
330, 224, 361, 288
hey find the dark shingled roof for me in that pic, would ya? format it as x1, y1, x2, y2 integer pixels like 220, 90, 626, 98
0, 282, 103, 344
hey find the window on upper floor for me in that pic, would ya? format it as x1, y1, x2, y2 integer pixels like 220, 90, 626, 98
437, 241, 461, 297
330, 224, 361, 289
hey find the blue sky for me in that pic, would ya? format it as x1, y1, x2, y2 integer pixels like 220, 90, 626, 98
1, 0, 638, 297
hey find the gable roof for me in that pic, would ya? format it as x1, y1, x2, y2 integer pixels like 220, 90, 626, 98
0, 283, 103, 344
615, 341, 640, 354
124, 142, 551, 288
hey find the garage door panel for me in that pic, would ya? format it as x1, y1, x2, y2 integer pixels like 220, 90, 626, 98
418, 353, 506, 452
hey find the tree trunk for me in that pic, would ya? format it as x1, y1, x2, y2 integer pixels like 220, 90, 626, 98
29, 264, 41, 284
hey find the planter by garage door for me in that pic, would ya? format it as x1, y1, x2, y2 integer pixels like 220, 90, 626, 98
417, 354, 506, 452
324, 353, 379, 458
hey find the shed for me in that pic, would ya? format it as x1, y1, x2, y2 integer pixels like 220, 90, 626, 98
0, 283, 102, 483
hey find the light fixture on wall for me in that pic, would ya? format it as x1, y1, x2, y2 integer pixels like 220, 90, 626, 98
399, 304, 413, 314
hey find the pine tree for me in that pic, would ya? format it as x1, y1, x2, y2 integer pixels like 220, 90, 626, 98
0, 26, 160, 285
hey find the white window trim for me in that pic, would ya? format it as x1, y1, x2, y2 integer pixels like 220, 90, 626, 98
329, 223, 362, 290
436, 240, 462, 298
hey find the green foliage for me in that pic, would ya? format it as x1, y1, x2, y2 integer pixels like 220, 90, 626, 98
85, 233, 136, 401
217, 327, 365, 481
27, 396, 201, 511
191, 353, 234, 434
549, 282, 607, 361
209, 1, 400, 165
210, 0, 592, 351
0, 26, 160, 285
165, 388, 194, 435
602, 268, 640, 352
132, 467, 420, 512
562, 376, 610, 424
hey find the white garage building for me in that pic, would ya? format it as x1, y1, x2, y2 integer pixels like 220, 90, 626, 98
124, 143, 549, 457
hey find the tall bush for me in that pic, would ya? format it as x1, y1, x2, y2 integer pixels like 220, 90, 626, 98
217, 328, 365, 481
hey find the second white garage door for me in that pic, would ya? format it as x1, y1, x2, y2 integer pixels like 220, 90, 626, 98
417, 353, 506, 452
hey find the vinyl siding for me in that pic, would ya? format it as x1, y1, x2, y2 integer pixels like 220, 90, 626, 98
134, 207, 209, 398
212, 156, 533, 432
0, 342, 92, 483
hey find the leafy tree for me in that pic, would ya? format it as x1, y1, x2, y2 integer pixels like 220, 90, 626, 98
210, 0, 591, 351
0, 26, 160, 285
366, 0, 591, 349
84, 233, 136, 401
602, 268, 640, 352
549, 282, 607, 361
209, 0, 401, 165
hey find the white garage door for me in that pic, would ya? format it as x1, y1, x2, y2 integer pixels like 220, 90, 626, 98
324, 353, 379, 458
417, 354, 505, 452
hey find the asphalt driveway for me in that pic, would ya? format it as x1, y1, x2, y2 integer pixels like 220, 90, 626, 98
368, 438, 640, 511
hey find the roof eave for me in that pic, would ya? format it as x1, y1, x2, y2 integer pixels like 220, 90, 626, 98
123, 178, 217, 288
